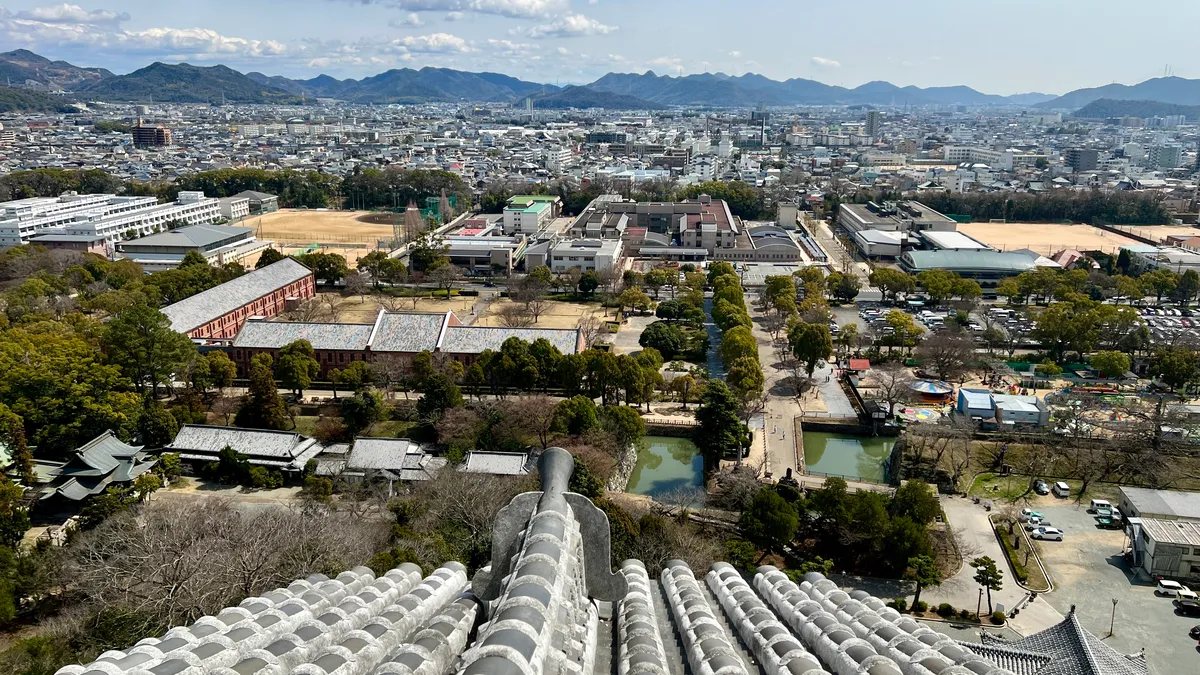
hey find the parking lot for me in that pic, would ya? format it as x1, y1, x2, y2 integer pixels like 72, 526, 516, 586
1031, 498, 1200, 672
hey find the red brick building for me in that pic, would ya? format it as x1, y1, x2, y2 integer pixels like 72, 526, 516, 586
162, 258, 315, 340
230, 310, 585, 377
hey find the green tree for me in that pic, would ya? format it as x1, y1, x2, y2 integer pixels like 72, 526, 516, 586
1175, 269, 1200, 306
905, 554, 942, 608
416, 373, 463, 424
296, 252, 350, 284
276, 340, 321, 397
133, 473, 163, 502
1150, 345, 1200, 395
0, 477, 30, 548
695, 381, 749, 466
409, 231, 448, 272
869, 268, 915, 303
1114, 275, 1143, 305
568, 459, 605, 499
917, 269, 959, 307
255, 248, 286, 269
235, 354, 289, 430
357, 250, 391, 288
891, 481, 942, 525
1140, 268, 1178, 304
788, 322, 834, 377
971, 556, 1003, 614
341, 389, 384, 435
137, 399, 179, 448
726, 356, 765, 401
554, 395, 599, 436
739, 489, 798, 560
616, 287, 653, 315
601, 405, 645, 448
102, 302, 198, 396
578, 271, 600, 298
0, 404, 32, 485
720, 325, 759, 366
643, 268, 673, 299
639, 322, 686, 361
682, 181, 762, 219
1090, 350, 1131, 379
707, 261, 737, 284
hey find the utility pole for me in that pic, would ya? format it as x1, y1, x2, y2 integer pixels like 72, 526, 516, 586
1108, 598, 1118, 637
976, 588, 983, 620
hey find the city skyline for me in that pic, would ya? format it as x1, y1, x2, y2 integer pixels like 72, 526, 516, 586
2, 0, 1200, 96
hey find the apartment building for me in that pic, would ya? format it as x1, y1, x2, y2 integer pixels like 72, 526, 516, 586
131, 120, 172, 147
1064, 148, 1099, 172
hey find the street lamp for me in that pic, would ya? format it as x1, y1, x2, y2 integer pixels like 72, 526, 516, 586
1109, 598, 1118, 637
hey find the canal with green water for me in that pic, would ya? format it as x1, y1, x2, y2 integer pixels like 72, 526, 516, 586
626, 436, 704, 499
801, 431, 894, 483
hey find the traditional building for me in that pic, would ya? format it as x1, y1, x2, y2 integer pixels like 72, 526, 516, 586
33, 431, 156, 502
161, 257, 315, 340
56, 448, 1149, 675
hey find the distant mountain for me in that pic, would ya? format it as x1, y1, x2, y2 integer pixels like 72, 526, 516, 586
1004, 92, 1057, 106
531, 85, 665, 110
1072, 98, 1200, 119
583, 71, 1043, 107
0, 86, 77, 113
0, 49, 111, 91
80, 63, 299, 103
246, 67, 557, 104
1038, 76, 1200, 110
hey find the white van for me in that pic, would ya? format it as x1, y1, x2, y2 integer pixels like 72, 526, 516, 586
1052, 481, 1070, 498
1089, 499, 1112, 512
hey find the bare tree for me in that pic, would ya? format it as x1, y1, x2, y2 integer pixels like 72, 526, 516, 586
428, 264, 463, 299
343, 273, 369, 303
916, 329, 974, 382
320, 294, 344, 322
509, 395, 560, 448
870, 362, 915, 415
497, 302, 535, 328
67, 500, 387, 627
578, 315, 604, 348
212, 395, 241, 425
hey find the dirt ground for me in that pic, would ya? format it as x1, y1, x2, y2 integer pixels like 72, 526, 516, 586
957, 222, 1140, 256
472, 298, 608, 329
1110, 224, 1200, 243
245, 209, 396, 266
319, 293, 479, 324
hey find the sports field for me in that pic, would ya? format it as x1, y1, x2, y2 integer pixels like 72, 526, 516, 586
1108, 225, 1200, 243
246, 209, 396, 265
957, 222, 1140, 256
473, 298, 608, 329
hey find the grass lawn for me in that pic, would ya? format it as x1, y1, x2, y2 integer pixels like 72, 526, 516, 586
969, 473, 1121, 504
990, 514, 1051, 592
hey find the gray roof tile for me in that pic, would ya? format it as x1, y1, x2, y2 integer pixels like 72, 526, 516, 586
233, 321, 373, 351
162, 258, 311, 334
369, 313, 447, 353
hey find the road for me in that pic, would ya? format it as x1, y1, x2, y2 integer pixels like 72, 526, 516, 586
743, 310, 799, 480
922, 497, 1063, 635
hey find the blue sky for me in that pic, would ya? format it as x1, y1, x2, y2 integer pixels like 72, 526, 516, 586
1, 0, 1198, 93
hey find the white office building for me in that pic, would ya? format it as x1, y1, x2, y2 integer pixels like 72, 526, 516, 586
525, 238, 624, 274
942, 146, 1015, 171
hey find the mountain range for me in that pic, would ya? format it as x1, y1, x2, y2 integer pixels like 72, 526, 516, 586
12, 48, 1200, 111
1072, 98, 1200, 120
584, 71, 1054, 107
1036, 76, 1200, 109
0, 49, 111, 91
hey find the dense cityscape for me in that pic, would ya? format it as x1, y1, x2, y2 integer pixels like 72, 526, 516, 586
1, 2, 1200, 674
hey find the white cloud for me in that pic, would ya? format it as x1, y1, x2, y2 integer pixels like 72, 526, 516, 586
728, 51, 740, 58
811, 56, 840, 68
556, 46, 571, 56
15, 3, 127, 27
444, 11, 465, 20
525, 13, 616, 38
388, 12, 424, 27
487, 38, 537, 57
340, 0, 568, 19
388, 32, 473, 53
0, 5, 289, 60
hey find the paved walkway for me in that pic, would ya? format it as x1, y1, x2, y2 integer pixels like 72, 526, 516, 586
921, 497, 1064, 635
811, 360, 857, 418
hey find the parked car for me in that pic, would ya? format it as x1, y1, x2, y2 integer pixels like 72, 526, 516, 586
1089, 499, 1112, 513
1157, 579, 1194, 597
1025, 518, 1053, 530
1018, 508, 1043, 522
1177, 600, 1200, 617
1052, 481, 1071, 498
1033, 480, 1050, 495
1031, 527, 1064, 541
